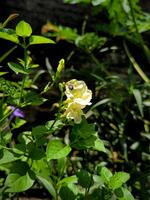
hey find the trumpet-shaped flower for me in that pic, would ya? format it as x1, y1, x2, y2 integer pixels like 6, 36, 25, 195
64, 102, 83, 124
63, 79, 92, 123
65, 79, 92, 107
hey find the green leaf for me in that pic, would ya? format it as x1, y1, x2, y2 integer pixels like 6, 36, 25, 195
72, 135, 97, 150
59, 186, 76, 200
133, 89, 143, 117
57, 157, 67, 177
114, 187, 124, 198
45, 120, 64, 132
92, 0, 106, 6
32, 159, 50, 178
94, 138, 106, 152
75, 33, 106, 52
0, 148, 20, 165
11, 117, 26, 130
99, 166, 113, 183
0, 31, 19, 43
5, 171, 34, 192
70, 119, 97, 149
18, 131, 32, 145
119, 188, 135, 200
27, 143, 45, 160
71, 119, 95, 140
32, 125, 49, 139
64, 0, 90, 4
58, 176, 77, 186
77, 169, 94, 188
91, 98, 110, 109
16, 20, 32, 37
37, 175, 56, 198
108, 172, 130, 190
0, 72, 8, 76
8, 161, 30, 175
8, 62, 29, 74
46, 139, 71, 161
31, 126, 47, 147
122, 0, 130, 13
29, 35, 55, 45
124, 42, 149, 83
24, 91, 47, 106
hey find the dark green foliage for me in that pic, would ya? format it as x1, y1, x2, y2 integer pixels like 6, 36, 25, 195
77, 169, 94, 188
75, 33, 107, 52
0, 0, 149, 198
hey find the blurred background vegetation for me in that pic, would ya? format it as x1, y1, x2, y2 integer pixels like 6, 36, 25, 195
0, 0, 150, 199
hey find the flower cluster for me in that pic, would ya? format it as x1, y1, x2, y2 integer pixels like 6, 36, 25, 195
63, 79, 92, 123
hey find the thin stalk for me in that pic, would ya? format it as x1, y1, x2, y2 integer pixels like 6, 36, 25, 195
124, 41, 149, 83
66, 50, 75, 63
84, 174, 93, 200
0, 107, 17, 125
18, 38, 28, 106
128, 0, 150, 63
18, 75, 26, 106
0, 45, 17, 63
81, 15, 88, 35
1, 13, 19, 28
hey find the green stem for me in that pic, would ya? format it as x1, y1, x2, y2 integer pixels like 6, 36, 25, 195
0, 107, 16, 125
123, 41, 149, 83
66, 50, 75, 63
84, 174, 92, 200
1, 13, 19, 28
0, 45, 17, 63
128, 0, 150, 63
18, 38, 28, 106
81, 15, 88, 35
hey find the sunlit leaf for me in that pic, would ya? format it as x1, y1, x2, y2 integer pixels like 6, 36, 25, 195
5, 171, 34, 192
37, 175, 56, 198
8, 62, 29, 74
0, 31, 19, 43
133, 89, 143, 117
16, 20, 32, 37
108, 172, 130, 190
29, 35, 55, 45
46, 139, 71, 161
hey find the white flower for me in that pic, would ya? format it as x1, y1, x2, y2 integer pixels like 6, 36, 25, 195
63, 79, 92, 123
65, 79, 92, 107
63, 102, 83, 124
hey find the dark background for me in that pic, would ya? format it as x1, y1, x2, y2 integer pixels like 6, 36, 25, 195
0, 0, 150, 32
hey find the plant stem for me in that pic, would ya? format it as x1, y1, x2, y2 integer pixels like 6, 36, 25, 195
82, 15, 88, 35
123, 41, 149, 83
84, 174, 92, 200
0, 107, 17, 125
18, 38, 28, 106
0, 45, 17, 63
128, 0, 150, 63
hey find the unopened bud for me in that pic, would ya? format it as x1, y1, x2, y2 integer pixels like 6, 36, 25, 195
57, 59, 65, 74
2, 13, 19, 28
55, 59, 65, 81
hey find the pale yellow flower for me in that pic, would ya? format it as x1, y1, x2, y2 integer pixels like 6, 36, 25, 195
65, 79, 92, 107
63, 79, 92, 123
63, 102, 83, 124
